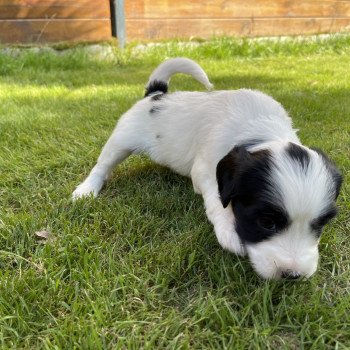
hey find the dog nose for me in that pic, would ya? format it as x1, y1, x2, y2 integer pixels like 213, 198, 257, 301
281, 270, 301, 279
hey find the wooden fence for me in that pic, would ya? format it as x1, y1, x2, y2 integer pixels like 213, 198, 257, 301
0, 0, 350, 44
126, 0, 350, 40
0, 0, 111, 43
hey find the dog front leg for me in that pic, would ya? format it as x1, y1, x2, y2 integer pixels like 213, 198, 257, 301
191, 162, 246, 256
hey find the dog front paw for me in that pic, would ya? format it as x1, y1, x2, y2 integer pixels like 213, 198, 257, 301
217, 230, 246, 256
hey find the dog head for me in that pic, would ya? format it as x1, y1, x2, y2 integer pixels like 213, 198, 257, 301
217, 141, 342, 279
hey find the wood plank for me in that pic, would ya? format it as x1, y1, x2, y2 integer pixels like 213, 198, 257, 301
0, 19, 112, 43
126, 18, 350, 40
0, 0, 110, 19
125, 0, 350, 19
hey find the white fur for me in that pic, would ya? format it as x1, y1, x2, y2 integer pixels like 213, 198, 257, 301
73, 58, 336, 279
146, 57, 213, 91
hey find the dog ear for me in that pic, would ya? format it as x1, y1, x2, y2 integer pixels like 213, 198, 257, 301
311, 148, 343, 199
216, 146, 250, 208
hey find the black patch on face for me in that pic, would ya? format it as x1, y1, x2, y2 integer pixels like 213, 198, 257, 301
311, 206, 338, 236
217, 146, 288, 243
217, 146, 275, 208
286, 142, 310, 170
144, 80, 168, 97
311, 148, 343, 199
234, 201, 290, 243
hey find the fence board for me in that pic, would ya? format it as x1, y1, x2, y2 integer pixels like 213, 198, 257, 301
0, 19, 111, 43
126, 17, 350, 40
126, 0, 350, 19
0, 0, 110, 19
1, 0, 349, 43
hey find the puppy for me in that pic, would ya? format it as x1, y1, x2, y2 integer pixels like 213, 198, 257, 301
73, 58, 342, 279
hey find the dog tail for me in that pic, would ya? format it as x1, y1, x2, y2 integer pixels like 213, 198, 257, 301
145, 57, 213, 97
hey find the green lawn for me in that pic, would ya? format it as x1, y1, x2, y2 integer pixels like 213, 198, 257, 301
0, 36, 350, 349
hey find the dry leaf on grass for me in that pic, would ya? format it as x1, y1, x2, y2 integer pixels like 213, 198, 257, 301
35, 229, 56, 244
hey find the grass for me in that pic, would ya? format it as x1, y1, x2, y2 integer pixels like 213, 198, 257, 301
0, 35, 349, 349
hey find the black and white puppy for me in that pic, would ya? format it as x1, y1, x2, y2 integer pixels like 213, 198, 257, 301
73, 58, 342, 279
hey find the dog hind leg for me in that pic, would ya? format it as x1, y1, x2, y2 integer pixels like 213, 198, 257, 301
72, 110, 147, 199
72, 135, 131, 199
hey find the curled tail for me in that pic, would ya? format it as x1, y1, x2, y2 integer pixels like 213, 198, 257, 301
145, 57, 213, 97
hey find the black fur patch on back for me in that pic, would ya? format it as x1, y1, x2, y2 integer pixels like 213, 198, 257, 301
286, 142, 310, 170
149, 93, 166, 114
145, 80, 168, 97
151, 93, 165, 101
150, 105, 163, 114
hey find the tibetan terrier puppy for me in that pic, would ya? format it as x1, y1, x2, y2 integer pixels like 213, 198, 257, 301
73, 58, 342, 279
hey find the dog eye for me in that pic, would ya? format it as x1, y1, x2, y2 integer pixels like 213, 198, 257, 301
311, 207, 338, 234
258, 217, 276, 231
